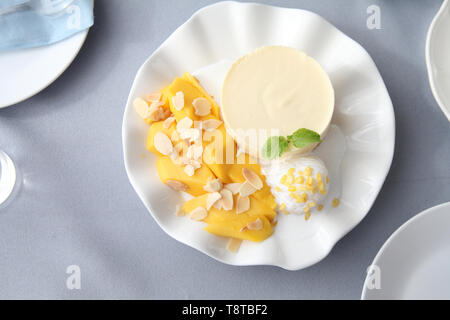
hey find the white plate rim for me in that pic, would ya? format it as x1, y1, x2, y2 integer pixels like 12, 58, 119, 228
425, 0, 450, 121
122, 1, 395, 270
361, 201, 450, 299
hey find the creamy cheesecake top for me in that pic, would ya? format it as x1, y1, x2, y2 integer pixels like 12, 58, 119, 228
221, 46, 334, 158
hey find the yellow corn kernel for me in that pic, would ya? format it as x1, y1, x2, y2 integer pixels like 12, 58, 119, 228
308, 201, 316, 208
304, 166, 312, 176
317, 204, 324, 211
298, 185, 314, 192
275, 186, 282, 192
326, 176, 329, 184
279, 203, 286, 211
280, 175, 287, 184
283, 210, 290, 215
288, 185, 296, 192
318, 181, 326, 195
306, 176, 313, 186
302, 192, 308, 202
295, 176, 304, 184
332, 198, 339, 207
292, 193, 304, 203
286, 175, 294, 185
311, 186, 318, 194
303, 206, 310, 213
288, 168, 295, 175
316, 173, 322, 182
298, 171, 303, 176
305, 211, 311, 221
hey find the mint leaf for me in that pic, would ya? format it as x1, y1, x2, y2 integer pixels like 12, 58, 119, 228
262, 136, 289, 159
287, 128, 321, 149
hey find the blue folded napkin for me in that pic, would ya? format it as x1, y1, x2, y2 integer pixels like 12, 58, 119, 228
0, 0, 94, 51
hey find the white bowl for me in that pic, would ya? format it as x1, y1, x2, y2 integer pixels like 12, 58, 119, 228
426, 0, 450, 121
362, 202, 450, 299
122, 1, 395, 270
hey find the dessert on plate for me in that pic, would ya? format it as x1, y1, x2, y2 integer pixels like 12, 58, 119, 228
133, 46, 341, 252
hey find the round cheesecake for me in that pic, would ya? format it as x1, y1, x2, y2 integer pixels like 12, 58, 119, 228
221, 46, 334, 159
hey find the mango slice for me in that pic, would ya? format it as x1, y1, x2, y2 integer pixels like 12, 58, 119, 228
202, 125, 277, 210
226, 156, 276, 210
141, 72, 278, 244
183, 194, 274, 242
156, 156, 215, 196
166, 73, 220, 122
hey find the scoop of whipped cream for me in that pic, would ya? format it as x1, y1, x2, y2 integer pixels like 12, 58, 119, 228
263, 156, 329, 216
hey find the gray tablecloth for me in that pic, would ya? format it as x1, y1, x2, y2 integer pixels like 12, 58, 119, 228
0, 0, 449, 299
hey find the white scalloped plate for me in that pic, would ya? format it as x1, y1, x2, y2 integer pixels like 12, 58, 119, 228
426, 0, 450, 121
122, 1, 395, 270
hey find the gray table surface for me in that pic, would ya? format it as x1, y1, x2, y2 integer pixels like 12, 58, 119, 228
0, 0, 449, 300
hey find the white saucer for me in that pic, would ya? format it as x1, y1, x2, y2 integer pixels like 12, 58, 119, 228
362, 202, 450, 299
426, 0, 450, 121
0, 29, 88, 108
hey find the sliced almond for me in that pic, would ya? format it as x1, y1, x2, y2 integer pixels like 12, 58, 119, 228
242, 168, 263, 190
165, 180, 188, 192
226, 238, 242, 253
171, 131, 180, 142
189, 159, 202, 169
192, 145, 203, 160
148, 101, 168, 122
186, 145, 195, 159
206, 192, 222, 210
163, 116, 176, 129
133, 97, 150, 119
157, 106, 171, 121
170, 150, 179, 161
202, 119, 223, 132
180, 128, 201, 142
203, 178, 223, 193
173, 142, 184, 154
213, 199, 224, 210
189, 207, 207, 221
184, 164, 195, 177
154, 132, 173, 155
146, 92, 162, 102
192, 97, 211, 116
236, 195, 250, 214
224, 183, 242, 195
187, 144, 203, 160
175, 204, 184, 216
247, 218, 263, 230
239, 181, 257, 197
172, 91, 184, 111
177, 117, 193, 131
150, 99, 165, 108
220, 189, 233, 211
